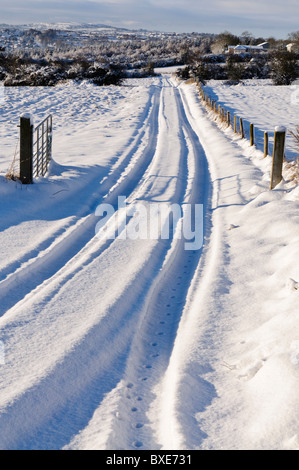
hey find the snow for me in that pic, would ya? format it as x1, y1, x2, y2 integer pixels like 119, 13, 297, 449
275, 126, 286, 133
0, 75, 298, 450
20, 113, 34, 126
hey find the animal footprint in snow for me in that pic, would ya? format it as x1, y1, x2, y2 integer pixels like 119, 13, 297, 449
133, 441, 143, 448
238, 361, 264, 381
221, 361, 238, 371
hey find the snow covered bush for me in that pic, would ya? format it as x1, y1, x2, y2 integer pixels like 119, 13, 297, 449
0, 51, 125, 87
226, 55, 245, 84
4, 64, 63, 86
141, 62, 156, 77
0, 66, 5, 80
180, 53, 272, 84
176, 66, 191, 80
270, 51, 297, 85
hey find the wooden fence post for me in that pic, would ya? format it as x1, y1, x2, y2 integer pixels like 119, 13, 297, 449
239, 118, 244, 139
20, 115, 34, 184
250, 123, 254, 146
227, 111, 231, 127
234, 115, 237, 133
270, 126, 286, 190
264, 132, 269, 158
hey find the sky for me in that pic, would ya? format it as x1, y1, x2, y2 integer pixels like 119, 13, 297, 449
0, 0, 298, 38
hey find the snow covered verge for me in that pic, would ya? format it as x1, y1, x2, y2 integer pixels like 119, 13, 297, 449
0, 76, 298, 450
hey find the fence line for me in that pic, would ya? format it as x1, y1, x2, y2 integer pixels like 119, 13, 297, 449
195, 80, 286, 189
197, 81, 256, 145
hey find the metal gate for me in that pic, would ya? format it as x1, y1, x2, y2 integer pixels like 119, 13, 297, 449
33, 115, 53, 178
19, 114, 52, 184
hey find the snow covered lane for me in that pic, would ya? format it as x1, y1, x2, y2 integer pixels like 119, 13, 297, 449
76, 83, 210, 451
0, 77, 209, 450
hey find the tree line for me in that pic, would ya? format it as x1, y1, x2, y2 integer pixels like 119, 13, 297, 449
0, 29, 298, 86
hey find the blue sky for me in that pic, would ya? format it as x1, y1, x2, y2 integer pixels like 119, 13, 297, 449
0, 0, 297, 38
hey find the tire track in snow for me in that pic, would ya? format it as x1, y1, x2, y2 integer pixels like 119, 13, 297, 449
85, 82, 210, 451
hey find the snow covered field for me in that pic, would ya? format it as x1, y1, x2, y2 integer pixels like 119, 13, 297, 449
0, 76, 298, 450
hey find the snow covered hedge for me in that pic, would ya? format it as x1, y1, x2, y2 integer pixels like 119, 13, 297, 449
0, 53, 126, 86
179, 51, 298, 85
